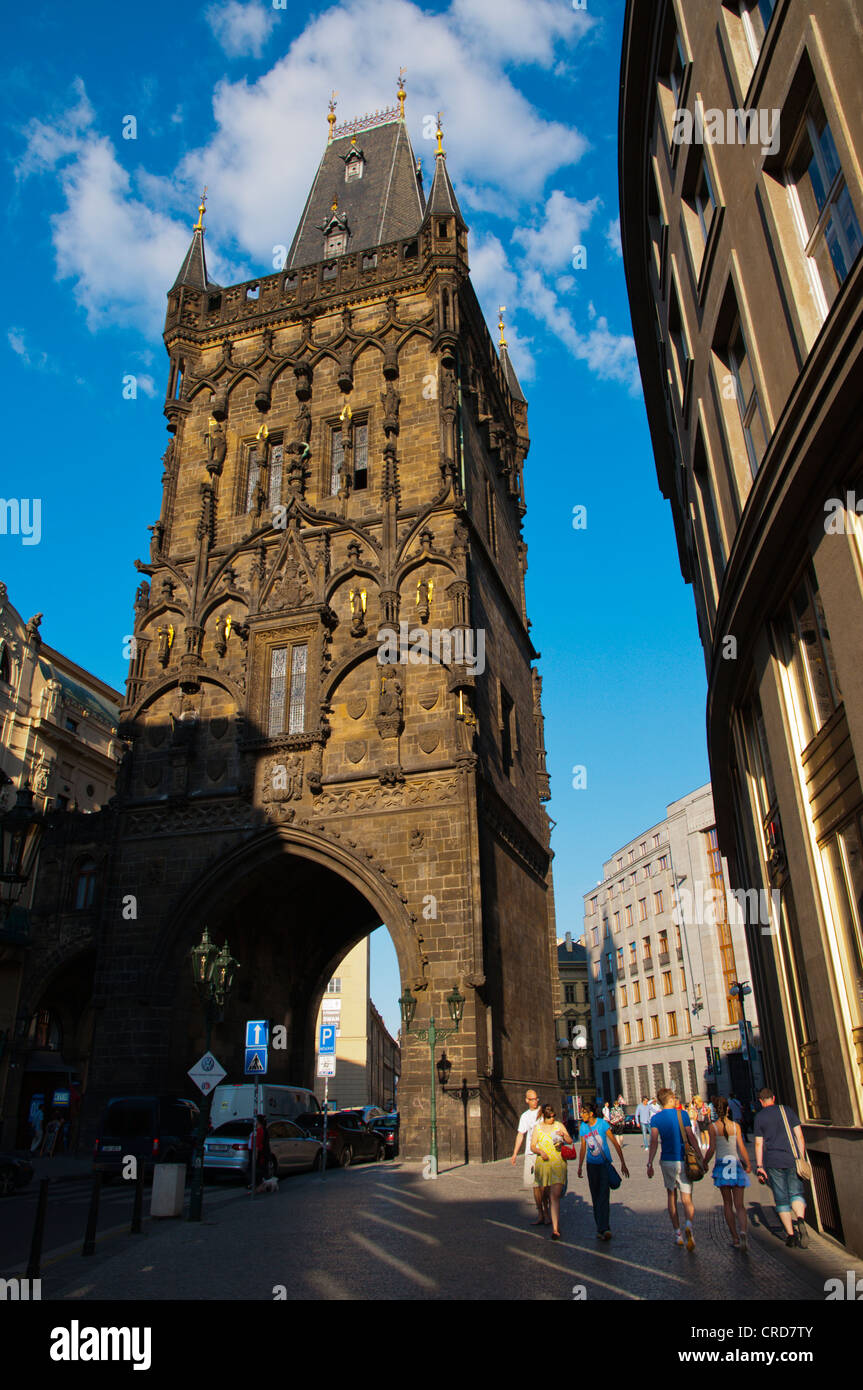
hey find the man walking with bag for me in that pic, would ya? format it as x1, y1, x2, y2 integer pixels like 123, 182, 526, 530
647, 1087, 705, 1249
753, 1088, 810, 1248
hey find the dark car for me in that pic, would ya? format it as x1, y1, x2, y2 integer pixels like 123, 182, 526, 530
305, 1111, 385, 1167
93, 1095, 200, 1176
369, 1112, 399, 1158
0, 1154, 33, 1197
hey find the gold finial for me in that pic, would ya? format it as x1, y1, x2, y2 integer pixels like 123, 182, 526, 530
194, 186, 208, 231
256, 423, 269, 442
436, 111, 445, 155
498, 306, 507, 348
327, 89, 338, 141
331, 193, 339, 213
397, 66, 407, 118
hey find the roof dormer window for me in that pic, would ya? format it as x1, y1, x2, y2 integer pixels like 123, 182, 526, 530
325, 231, 347, 258
346, 158, 363, 182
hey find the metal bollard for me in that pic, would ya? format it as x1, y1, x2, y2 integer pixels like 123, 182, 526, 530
130, 1164, 144, 1234
81, 1171, 103, 1256
26, 1178, 50, 1279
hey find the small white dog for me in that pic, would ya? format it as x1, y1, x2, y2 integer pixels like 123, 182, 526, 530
257, 1176, 279, 1194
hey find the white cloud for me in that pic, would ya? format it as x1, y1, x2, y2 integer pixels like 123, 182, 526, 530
136, 374, 157, 398
605, 216, 622, 257
205, 0, 277, 59
450, 0, 594, 65
513, 189, 600, 273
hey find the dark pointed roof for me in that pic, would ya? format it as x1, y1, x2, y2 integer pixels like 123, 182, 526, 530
287, 118, 424, 269
420, 149, 467, 232
500, 342, 526, 404
171, 226, 219, 293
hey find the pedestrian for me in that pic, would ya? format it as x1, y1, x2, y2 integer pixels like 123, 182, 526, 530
511, 1088, 546, 1223
530, 1103, 572, 1240
247, 1114, 272, 1191
646, 1086, 705, 1249
602, 1099, 611, 1122
648, 1096, 660, 1121
577, 1098, 629, 1241
692, 1094, 710, 1154
753, 1087, 809, 1248
635, 1095, 653, 1149
708, 1097, 752, 1250
727, 1093, 743, 1125
29, 1103, 44, 1154
610, 1096, 625, 1134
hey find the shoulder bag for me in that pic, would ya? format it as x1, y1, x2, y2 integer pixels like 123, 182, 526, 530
677, 1109, 704, 1182
779, 1106, 812, 1182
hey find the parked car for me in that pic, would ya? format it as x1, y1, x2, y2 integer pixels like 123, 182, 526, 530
304, 1111, 385, 1167
369, 1112, 399, 1158
210, 1084, 321, 1128
0, 1153, 33, 1196
204, 1118, 322, 1181
93, 1095, 200, 1176
341, 1105, 388, 1126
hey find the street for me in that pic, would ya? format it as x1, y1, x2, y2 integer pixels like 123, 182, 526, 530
18, 1139, 861, 1303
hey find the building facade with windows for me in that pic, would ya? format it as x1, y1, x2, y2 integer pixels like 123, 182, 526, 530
555, 934, 595, 1117
583, 786, 762, 1115
621, 0, 863, 1253
0, 585, 122, 1147
312, 937, 400, 1112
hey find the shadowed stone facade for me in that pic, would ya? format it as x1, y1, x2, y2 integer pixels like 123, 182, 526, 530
71, 102, 558, 1161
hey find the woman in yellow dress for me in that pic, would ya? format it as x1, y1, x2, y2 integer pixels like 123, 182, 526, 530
530, 1103, 572, 1240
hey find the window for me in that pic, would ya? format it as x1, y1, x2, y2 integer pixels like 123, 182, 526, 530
617, 857, 623, 870
564, 984, 575, 1004
653, 834, 661, 847
642, 866, 651, 880
611, 1025, 620, 1048
787, 91, 863, 316
605, 951, 613, 977
682, 154, 718, 275
636, 1018, 645, 1043
330, 428, 345, 496
820, 816, 863, 1037
325, 231, 347, 258
659, 929, 669, 954
650, 1015, 661, 1040
628, 942, 637, 966
616, 947, 624, 972
738, 0, 776, 61
680, 968, 687, 993
624, 905, 633, 928
642, 936, 652, 962
65, 717, 78, 734
654, 890, 664, 913
0, 645, 10, 683
245, 444, 262, 512
658, 854, 669, 871
499, 684, 516, 774
589, 896, 598, 914
662, 971, 673, 996
591, 925, 600, 947
628, 848, 636, 863
705, 827, 742, 1024
728, 315, 769, 476
647, 977, 657, 1001
668, 280, 691, 406
353, 422, 369, 490
629, 872, 638, 886
327, 978, 341, 993
620, 985, 628, 1008
641, 841, 648, 854
694, 424, 727, 586
775, 563, 841, 748
486, 480, 498, 555
667, 1011, 678, 1037
288, 645, 307, 734
267, 648, 288, 737
599, 1030, 608, 1053
684, 1009, 692, 1034
73, 858, 97, 911
597, 995, 606, 1017
613, 911, 621, 933
268, 441, 283, 511
675, 924, 682, 950
345, 159, 363, 183
633, 981, 641, 1005
638, 897, 647, 921
624, 1022, 632, 1046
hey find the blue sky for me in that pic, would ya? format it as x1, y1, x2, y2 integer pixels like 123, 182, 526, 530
2, 0, 710, 1039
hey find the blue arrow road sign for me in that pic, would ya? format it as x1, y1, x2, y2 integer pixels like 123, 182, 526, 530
245, 1019, 269, 1049
245, 1048, 268, 1075
319, 1024, 336, 1055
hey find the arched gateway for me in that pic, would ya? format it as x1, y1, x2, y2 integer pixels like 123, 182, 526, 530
84, 94, 560, 1161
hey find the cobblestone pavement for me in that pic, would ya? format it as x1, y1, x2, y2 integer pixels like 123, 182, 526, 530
42, 1140, 863, 1302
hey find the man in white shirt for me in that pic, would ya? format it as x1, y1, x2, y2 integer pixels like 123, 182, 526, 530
511, 1089, 547, 1220
635, 1096, 653, 1149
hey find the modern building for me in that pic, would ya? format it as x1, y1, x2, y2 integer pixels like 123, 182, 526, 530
620, 0, 863, 1252
313, 937, 399, 1111
583, 785, 762, 1112
555, 933, 595, 1117
0, 584, 122, 1147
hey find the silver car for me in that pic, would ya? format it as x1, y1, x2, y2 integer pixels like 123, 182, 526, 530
204, 1119, 322, 1180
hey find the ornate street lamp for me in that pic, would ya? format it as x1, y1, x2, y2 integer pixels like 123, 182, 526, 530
400, 983, 464, 1177
730, 980, 756, 1111
187, 927, 239, 1222
0, 787, 45, 926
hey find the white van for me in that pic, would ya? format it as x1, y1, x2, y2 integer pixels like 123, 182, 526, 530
210, 1084, 321, 1129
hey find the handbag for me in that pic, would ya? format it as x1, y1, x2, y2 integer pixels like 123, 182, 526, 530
560, 1143, 578, 1160
779, 1105, 812, 1182
606, 1159, 622, 1189
677, 1109, 704, 1182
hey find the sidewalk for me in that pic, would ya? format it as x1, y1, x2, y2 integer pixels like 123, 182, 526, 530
40, 1145, 863, 1302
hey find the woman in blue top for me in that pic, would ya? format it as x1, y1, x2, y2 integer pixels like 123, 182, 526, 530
577, 1098, 629, 1240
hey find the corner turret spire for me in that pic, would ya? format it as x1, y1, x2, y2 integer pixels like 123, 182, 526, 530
420, 113, 467, 234
171, 188, 219, 293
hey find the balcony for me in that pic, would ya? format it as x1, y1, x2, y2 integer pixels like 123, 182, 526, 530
615, 967, 625, 980
605, 971, 614, 984
658, 951, 670, 967
642, 957, 654, 973
629, 962, 639, 977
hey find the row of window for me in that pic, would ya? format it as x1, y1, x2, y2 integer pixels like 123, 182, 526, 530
595, 927, 678, 977
590, 891, 667, 942
598, 1009, 688, 1053
596, 965, 687, 1015
587, 851, 670, 913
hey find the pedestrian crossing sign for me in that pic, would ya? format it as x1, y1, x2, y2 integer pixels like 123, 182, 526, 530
244, 1047, 267, 1074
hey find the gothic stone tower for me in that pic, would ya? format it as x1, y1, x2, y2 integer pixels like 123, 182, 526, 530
89, 94, 559, 1160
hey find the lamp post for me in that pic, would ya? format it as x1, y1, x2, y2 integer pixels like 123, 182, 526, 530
729, 980, 755, 1112
398, 984, 464, 1177
187, 927, 239, 1222
437, 1052, 480, 1166
0, 787, 45, 928
557, 1033, 587, 1123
